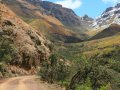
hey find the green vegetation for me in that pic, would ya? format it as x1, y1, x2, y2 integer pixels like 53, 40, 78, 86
0, 36, 13, 63
67, 57, 111, 90
47, 35, 120, 90
39, 54, 70, 85
75, 78, 92, 90
0, 27, 18, 77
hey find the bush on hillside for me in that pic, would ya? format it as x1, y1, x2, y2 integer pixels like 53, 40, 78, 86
67, 57, 111, 90
39, 54, 70, 85
0, 35, 17, 64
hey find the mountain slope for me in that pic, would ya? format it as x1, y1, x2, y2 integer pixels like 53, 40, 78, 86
0, 3, 50, 76
3, 0, 91, 42
33, 0, 81, 26
91, 24, 120, 40
36, 1, 93, 34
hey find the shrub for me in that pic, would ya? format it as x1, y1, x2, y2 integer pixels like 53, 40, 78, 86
67, 57, 111, 90
100, 83, 111, 90
75, 78, 92, 90
0, 35, 17, 64
39, 54, 70, 84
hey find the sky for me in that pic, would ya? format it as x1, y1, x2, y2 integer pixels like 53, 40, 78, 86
43, 0, 120, 18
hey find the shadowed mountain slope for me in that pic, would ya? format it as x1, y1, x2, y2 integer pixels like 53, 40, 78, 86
91, 24, 120, 40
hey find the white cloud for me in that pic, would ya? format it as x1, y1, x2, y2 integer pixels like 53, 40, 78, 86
102, 0, 120, 4
55, 0, 82, 9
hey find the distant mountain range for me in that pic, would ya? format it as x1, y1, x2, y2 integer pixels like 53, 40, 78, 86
3, 0, 94, 43
2, 0, 120, 41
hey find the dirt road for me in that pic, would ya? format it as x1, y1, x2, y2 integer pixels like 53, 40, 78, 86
0, 76, 64, 90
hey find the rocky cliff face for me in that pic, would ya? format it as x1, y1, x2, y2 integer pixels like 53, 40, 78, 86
82, 15, 93, 21
80, 15, 94, 29
4, 0, 82, 26
0, 3, 50, 70
37, 1, 82, 26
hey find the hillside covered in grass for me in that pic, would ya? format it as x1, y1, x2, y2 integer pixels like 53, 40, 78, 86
55, 33, 120, 90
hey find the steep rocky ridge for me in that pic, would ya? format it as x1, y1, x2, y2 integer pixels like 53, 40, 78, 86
35, 1, 81, 26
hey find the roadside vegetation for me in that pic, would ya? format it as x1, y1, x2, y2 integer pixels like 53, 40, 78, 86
0, 31, 17, 77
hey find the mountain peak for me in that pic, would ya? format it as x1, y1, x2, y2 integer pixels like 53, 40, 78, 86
104, 7, 113, 13
83, 14, 89, 19
37, 0, 81, 26
92, 3, 120, 29
115, 3, 120, 8
28, 0, 41, 2
82, 14, 93, 21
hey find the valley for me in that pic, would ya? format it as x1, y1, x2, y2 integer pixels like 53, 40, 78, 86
0, 0, 120, 90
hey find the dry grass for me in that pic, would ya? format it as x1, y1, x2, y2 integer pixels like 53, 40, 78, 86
29, 18, 74, 36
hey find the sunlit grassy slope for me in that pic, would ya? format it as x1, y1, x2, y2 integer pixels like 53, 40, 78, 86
56, 33, 120, 60
20, 16, 81, 42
